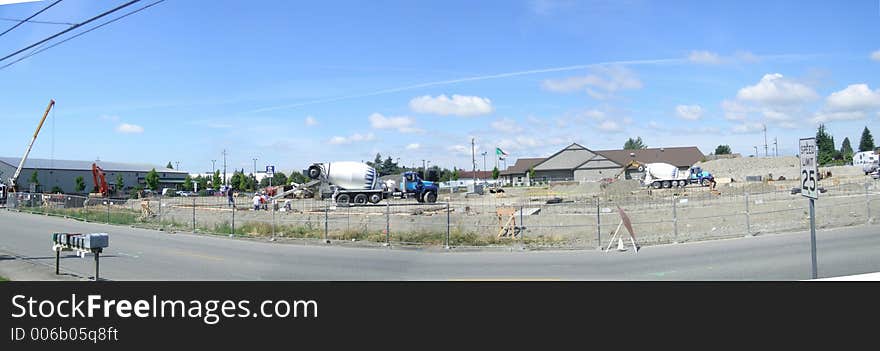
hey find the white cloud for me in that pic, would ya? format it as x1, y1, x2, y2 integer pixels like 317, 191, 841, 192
871, 50, 880, 62
447, 144, 471, 155
721, 100, 749, 121
825, 84, 880, 111
328, 132, 376, 145
490, 118, 524, 133
597, 120, 621, 132
409, 94, 494, 116
116, 123, 144, 134
405, 143, 420, 150
736, 73, 818, 105
579, 109, 606, 120
688, 50, 723, 64
675, 104, 704, 120
305, 116, 318, 126
731, 122, 765, 134
541, 65, 642, 99
813, 84, 880, 123
368, 113, 423, 133
689, 50, 761, 65
762, 110, 792, 122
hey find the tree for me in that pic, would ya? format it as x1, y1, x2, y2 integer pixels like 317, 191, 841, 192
528, 167, 536, 180
289, 170, 308, 185
714, 145, 732, 155
816, 124, 836, 166
182, 174, 193, 191
229, 171, 243, 190
624, 137, 647, 150
115, 174, 125, 193
859, 126, 875, 152
212, 170, 222, 189
196, 175, 208, 191
50, 186, 63, 194
145, 168, 160, 190
451, 167, 460, 181
29, 171, 39, 186
380, 156, 399, 176
840, 137, 854, 163
166, 162, 173, 169
367, 153, 382, 169
492, 166, 500, 180
74, 176, 86, 193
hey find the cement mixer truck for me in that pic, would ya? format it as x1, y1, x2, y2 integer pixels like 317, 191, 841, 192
641, 163, 714, 189
306, 161, 439, 205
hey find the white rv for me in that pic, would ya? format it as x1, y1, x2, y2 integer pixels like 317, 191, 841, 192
853, 151, 879, 174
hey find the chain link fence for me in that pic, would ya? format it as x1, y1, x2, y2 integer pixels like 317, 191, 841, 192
5, 177, 879, 249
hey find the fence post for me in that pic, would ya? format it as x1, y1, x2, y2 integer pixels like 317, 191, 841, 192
595, 197, 601, 250
272, 199, 276, 240
520, 204, 525, 242
231, 202, 235, 236
867, 182, 871, 225
745, 192, 751, 236
385, 201, 390, 246
106, 199, 110, 224
158, 196, 163, 229
324, 203, 329, 243
445, 202, 451, 249
192, 198, 196, 233
672, 195, 678, 243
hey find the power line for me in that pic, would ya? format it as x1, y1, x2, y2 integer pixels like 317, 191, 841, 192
0, 0, 165, 71
0, 0, 64, 38
0, 17, 77, 26
0, 0, 142, 64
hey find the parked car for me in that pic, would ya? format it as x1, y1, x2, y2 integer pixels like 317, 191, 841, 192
176, 191, 196, 197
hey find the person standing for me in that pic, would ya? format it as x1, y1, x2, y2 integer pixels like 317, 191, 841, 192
227, 187, 234, 208
252, 193, 262, 211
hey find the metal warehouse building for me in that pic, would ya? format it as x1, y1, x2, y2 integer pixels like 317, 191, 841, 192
0, 157, 188, 194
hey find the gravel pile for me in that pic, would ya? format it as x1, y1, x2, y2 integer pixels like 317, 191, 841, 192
695, 156, 867, 181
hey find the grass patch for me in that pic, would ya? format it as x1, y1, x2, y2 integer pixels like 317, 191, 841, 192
0, 276, 8, 282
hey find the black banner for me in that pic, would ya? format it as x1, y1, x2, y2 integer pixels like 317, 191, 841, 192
0, 282, 874, 349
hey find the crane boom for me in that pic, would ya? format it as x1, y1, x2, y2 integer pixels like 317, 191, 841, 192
9, 99, 55, 192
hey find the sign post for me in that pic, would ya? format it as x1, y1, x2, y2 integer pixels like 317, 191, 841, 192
799, 137, 818, 279
266, 165, 275, 188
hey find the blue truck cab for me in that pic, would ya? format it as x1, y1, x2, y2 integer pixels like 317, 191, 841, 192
402, 171, 439, 203
688, 166, 715, 186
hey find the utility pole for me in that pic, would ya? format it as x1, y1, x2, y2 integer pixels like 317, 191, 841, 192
221, 150, 228, 186
754, 146, 758, 157
763, 124, 768, 157
773, 137, 778, 157
175, 161, 180, 170
252, 157, 258, 190
211, 160, 216, 175
481, 151, 487, 172
471, 138, 476, 184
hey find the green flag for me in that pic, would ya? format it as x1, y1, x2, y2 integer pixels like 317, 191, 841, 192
495, 147, 508, 157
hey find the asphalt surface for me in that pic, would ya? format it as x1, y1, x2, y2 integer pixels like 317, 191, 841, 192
1, 210, 879, 280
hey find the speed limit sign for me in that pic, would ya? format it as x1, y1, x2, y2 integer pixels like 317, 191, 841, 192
799, 138, 818, 199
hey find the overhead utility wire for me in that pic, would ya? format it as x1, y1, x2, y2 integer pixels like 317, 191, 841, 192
0, 0, 141, 63
0, 17, 76, 26
0, 0, 165, 71
0, 0, 64, 38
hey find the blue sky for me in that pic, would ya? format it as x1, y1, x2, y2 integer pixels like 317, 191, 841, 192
1, 0, 879, 174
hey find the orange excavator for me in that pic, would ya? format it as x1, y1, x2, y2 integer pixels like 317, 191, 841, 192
90, 163, 109, 198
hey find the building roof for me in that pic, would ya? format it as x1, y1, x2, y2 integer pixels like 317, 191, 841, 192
500, 158, 546, 175
0, 157, 186, 174
533, 143, 598, 171
595, 147, 704, 168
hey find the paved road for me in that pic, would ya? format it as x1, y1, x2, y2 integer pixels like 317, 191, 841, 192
1, 210, 879, 280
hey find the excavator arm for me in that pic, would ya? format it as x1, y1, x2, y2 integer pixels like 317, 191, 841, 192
91, 163, 109, 197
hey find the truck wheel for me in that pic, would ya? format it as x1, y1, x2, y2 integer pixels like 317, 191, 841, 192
700, 179, 709, 186
369, 194, 382, 204
671, 180, 679, 187
424, 191, 437, 203
680, 181, 687, 188
652, 181, 662, 189
353, 194, 367, 205
336, 194, 350, 205
662, 180, 671, 188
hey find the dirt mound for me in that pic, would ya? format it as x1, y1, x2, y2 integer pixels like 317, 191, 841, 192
695, 156, 800, 181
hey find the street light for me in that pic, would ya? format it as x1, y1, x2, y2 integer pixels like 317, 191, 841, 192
481, 151, 487, 172
252, 157, 258, 190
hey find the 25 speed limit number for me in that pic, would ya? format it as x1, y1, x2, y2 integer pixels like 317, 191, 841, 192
10, 327, 118, 344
